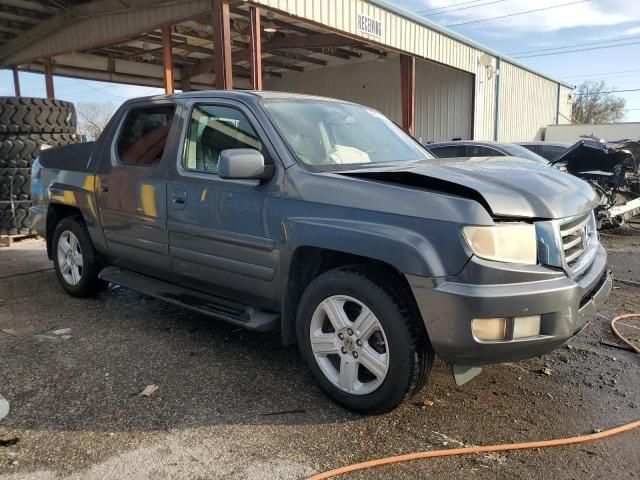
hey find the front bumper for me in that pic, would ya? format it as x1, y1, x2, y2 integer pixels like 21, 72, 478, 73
407, 244, 612, 365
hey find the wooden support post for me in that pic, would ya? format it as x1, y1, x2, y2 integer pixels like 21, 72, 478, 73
400, 54, 415, 135
44, 58, 54, 99
212, 0, 232, 90
12, 67, 20, 96
162, 24, 175, 94
249, 6, 263, 90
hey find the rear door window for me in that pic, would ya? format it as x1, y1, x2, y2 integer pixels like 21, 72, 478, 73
116, 106, 176, 166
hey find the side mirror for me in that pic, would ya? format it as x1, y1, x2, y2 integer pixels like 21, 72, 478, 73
218, 149, 274, 180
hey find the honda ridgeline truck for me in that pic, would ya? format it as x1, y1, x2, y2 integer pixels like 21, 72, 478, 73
30, 91, 612, 413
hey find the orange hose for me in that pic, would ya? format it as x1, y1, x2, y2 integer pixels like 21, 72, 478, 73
308, 313, 640, 480
308, 420, 640, 479
611, 314, 640, 354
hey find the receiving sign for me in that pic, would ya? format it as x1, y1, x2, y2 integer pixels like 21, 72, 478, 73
357, 14, 383, 39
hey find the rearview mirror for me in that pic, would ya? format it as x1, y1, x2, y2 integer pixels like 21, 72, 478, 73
218, 149, 274, 180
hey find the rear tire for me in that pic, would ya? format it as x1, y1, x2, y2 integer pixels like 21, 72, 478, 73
296, 267, 433, 414
52, 217, 105, 297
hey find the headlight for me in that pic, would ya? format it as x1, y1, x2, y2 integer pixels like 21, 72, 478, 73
463, 224, 537, 264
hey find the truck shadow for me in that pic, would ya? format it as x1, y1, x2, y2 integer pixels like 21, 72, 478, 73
0, 274, 389, 432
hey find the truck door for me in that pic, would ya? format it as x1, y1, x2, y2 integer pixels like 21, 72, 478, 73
96, 102, 177, 279
166, 100, 279, 310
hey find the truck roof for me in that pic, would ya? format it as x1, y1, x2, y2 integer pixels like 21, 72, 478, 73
126, 90, 355, 105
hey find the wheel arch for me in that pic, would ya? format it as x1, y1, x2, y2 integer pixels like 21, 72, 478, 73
279, 218, 438, 346
45, 203, 84, 259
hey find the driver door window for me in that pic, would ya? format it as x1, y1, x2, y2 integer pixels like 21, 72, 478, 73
182, 105, 263, 174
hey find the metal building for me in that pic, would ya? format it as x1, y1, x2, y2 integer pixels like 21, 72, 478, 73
0, 0, 573, 142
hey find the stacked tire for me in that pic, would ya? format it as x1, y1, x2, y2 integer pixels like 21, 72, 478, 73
0, 97, 80, 235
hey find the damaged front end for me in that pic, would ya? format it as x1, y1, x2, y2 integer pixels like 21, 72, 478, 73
552, 137, 640, 228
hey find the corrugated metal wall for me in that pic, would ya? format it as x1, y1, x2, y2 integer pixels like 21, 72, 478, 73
253, 0, 569, 142
265, 56, 474, 143
497, 62, 561, 142
475, 65, 497, 141
266, 57, 403, 124
415, 59, 473, 143
251, 0, 479, 74
558, 85, 573, 125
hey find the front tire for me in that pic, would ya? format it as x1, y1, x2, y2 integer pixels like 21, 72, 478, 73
296, 267, 433, 414
52, 217, 104, 297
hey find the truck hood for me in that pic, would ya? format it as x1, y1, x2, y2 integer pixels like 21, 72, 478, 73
337, 156, 598, 219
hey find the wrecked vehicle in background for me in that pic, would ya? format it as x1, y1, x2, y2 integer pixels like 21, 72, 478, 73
550, 137, 640, 229
427, 138, 640, 230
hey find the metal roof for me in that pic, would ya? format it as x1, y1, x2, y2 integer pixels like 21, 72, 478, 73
0, 0, 573, 90
0, 0, 89, 49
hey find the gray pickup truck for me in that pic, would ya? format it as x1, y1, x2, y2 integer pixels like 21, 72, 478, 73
30, 91, 612, 413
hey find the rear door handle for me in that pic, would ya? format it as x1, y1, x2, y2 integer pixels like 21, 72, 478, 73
100, 186, 109, 193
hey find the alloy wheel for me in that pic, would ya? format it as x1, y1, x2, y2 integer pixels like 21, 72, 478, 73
57, 230, 83, 286
309, 295, 390, 395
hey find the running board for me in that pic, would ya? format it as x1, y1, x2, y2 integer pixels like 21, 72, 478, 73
99, 267, 279, 332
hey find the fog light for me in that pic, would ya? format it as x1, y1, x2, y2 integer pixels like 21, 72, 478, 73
471, 317, 507, 341
513, 315, 541, 339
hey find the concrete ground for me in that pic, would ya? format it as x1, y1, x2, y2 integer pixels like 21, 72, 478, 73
0, 229, 638, 480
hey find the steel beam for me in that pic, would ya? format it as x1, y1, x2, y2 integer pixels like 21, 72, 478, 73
162, 24, 175, 94
400, 54, 415, 135
249, 6, 262, 90
44, 58, 54, 98
12, 67, 20, 96
0, 0, 211, 66
211, 0, 232, 89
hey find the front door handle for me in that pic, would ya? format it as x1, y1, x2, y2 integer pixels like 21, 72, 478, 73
171, 190, 187, 209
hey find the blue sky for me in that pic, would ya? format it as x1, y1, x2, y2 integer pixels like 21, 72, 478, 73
1, 0, 638, 121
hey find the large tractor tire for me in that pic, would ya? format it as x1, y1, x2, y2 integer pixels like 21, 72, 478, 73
0, 97, 80, 236
0, 97, 78, 135
0, 133, 81, 168
0, 167, 31, 236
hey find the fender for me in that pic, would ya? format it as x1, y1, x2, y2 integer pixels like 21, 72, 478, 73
282, 217, 450, 277
277, 216, 471, 345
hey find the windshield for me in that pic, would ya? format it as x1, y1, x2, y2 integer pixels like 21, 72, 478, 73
263, 99, 433, 169
501, 144, 549, 164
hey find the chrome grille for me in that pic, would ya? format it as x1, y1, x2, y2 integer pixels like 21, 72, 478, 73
560, 214, 590, 266
558, 211, 598, 277
535, 210, 599, 278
